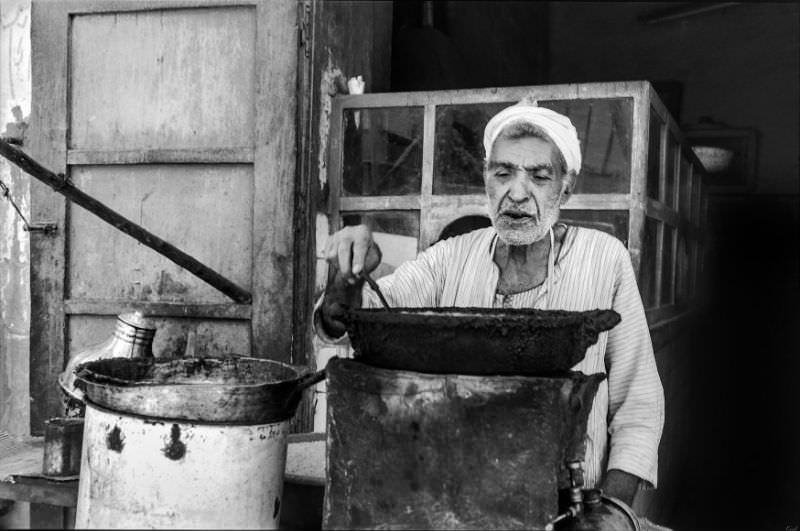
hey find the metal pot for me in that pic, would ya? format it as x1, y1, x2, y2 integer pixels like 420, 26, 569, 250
58, 311, 156, 408
554, 490, 640, 531
345, 307, 620, 376
74, 356, 326, 424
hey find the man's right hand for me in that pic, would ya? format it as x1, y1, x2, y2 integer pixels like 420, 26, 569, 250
319, 225, 382, 337
324, 224, 382, 284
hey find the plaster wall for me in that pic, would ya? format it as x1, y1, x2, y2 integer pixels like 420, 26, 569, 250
304, 1, 393, 431
0, 0, 31, 438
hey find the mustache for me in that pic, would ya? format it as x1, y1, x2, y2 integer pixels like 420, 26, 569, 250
497, 206, 539, 219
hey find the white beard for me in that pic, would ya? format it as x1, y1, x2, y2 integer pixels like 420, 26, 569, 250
489, 198, 561, 246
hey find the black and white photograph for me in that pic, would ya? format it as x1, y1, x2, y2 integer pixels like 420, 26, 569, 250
0, 1, 798, 529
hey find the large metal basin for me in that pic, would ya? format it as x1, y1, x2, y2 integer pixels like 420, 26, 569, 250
74, 356, 325, 424
346, 307, 621, 376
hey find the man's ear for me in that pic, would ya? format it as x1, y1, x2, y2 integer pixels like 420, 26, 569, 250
560, 171, 576, 205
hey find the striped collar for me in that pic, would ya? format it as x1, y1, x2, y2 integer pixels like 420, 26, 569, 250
486, 223, 579, 272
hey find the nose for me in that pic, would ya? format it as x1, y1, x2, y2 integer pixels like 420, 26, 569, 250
507, 173, 530, 203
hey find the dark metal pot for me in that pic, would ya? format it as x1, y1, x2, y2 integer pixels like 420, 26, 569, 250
346, 307, 621, 376
555, 490, 640, 531
74, 356, 326, 424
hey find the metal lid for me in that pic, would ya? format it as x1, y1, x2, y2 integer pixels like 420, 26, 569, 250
118, 311, 157, 330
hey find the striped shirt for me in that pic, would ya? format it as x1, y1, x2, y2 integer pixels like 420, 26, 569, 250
319, 225, 664, 488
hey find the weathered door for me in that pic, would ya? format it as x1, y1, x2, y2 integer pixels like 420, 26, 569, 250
28, 0, 300, 432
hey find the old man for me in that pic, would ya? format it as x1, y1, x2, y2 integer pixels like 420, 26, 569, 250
317, 101, 664, 506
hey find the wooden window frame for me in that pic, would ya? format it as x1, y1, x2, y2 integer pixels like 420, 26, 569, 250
326, 81, 708, 328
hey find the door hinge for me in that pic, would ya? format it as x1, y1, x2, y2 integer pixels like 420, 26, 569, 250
299, 0, 312, 59
23, 221, 58, 234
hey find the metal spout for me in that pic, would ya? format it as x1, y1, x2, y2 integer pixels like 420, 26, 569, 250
58, 311, 157, 408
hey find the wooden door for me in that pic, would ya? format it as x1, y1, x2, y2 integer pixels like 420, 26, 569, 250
28, 0, 300, 432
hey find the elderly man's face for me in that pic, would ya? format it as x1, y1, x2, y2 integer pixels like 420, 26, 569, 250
485, 136, 570, 246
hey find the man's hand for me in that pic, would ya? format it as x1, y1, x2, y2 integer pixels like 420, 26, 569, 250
601, 468, 641, 507
319, 225, 382, 337
324, 225, 382, 285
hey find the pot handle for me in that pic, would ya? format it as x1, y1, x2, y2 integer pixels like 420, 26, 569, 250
282, 369, 328, 411
296, 369, 328, 392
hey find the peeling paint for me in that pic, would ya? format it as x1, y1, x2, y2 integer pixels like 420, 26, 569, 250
316, 51, 346, 190
314, 212, 329, 295
0, 0, 31, 437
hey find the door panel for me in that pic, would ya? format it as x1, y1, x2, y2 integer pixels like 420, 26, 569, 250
69, 6, 256, 150
30, 0, 299, 433
68, 164, 253, 303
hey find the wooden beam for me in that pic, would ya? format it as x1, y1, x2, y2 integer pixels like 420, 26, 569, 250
645, 198, 681, 227
0, 477, 78, 508
0, 138, 252, 304
640, 3, 741, 25
340, 196, 421, 211
67, 148, 254, 165
63, 299, 252, 320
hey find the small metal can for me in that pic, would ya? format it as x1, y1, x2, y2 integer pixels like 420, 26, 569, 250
42, 417, 84, 479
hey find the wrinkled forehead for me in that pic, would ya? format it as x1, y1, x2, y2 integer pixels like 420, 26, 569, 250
486, 128, 566, 175
487, 133, 559, 165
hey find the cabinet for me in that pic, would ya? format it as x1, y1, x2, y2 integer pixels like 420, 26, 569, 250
327, 81, 708, 326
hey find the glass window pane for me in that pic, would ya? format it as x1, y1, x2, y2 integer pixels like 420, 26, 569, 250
341, 211, 420, 278
560, 210, 629, 246
640, 217, 659, 309
676, 230, 690, 303
647, 109, 663, 200
664, 132, 678, 207
692, 170, 704, 224
433, 102, 514, 195
661, 225, 675, 305
690, 238, 700, 296
679, 154, 692, 217
539, 98, 633, 194
342, 108, 423, 196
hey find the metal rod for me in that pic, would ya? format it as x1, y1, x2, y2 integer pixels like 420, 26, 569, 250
0, 138, 252, 304
640, 3, 741, 25
360, 271, 392, 310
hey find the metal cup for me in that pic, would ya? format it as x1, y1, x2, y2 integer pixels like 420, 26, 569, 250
42, 417, 84, 479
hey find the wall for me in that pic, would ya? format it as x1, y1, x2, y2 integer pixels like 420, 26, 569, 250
0, 0, 30, 438
548, 4, 800, 527
303, 0, 394, 430
391, 0, 548, 91
0, 0, 32, 526
549, 2, 799, 195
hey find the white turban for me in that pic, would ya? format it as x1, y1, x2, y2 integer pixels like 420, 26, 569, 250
483, 102, 582, 174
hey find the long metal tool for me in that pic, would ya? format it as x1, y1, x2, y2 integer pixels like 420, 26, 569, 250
0, 137, 252, 304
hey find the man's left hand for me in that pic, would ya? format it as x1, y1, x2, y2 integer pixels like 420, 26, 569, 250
601, 468, 641, 507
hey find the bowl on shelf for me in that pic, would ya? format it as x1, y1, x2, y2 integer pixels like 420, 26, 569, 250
692, 145, 735, 173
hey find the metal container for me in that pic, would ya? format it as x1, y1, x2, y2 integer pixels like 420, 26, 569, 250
555, 489, 640, 531
58, 311, 156, 413
346, 307, 620, 376
324, 358, 606, 530
76, 402, 288, 529
74, 356, 325, 424
73, 356, 325, 529
42, 417, 84, 479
